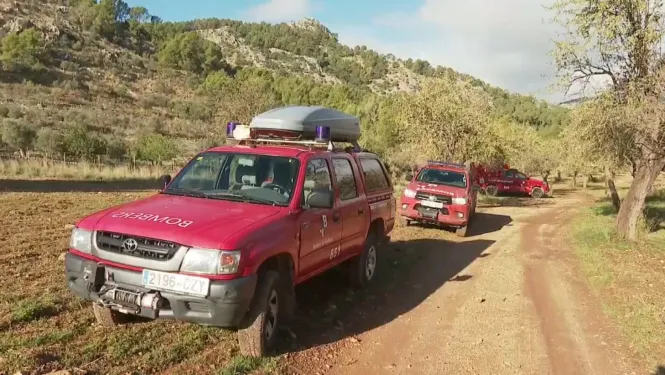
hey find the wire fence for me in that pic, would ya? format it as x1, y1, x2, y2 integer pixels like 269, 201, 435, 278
0, 151, 189, 171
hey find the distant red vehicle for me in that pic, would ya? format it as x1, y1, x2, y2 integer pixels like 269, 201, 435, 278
398, 161, 479, 237
473, 163, 550, 199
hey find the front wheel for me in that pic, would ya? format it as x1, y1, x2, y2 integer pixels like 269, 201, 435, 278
348, 232, 380, 288
237, 270, 282, 357
531, 187, 544, 199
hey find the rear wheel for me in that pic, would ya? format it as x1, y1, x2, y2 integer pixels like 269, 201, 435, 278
531, 187, 544, 199
92, 303, 135, 326
485, 185, 498, 197
349, 230, 380, 288
237, 270, 282, 357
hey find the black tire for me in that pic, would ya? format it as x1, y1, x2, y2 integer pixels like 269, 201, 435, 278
348, 230, 380, 288
237, 270, 282, 357
531, 187, 544, 199
92, 303, 135, 326
455, 225, 468, 237
485, 185, 498, 197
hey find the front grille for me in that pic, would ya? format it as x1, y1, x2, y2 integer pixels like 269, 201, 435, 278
415, 192, 453, 205
96, 231, 179, 261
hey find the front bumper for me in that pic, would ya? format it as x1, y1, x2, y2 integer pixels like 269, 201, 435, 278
398, 197, 470, 227
65, 252, 257, 328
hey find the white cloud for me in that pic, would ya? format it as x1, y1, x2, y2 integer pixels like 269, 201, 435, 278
338, 0, 573, 102
245, 0, 312, 22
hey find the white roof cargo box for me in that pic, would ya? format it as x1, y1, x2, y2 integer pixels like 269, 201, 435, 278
249, 105, 361, 143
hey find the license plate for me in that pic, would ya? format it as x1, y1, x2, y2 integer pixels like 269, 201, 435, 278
142, 269, 210, 297
420, 200, 443, 209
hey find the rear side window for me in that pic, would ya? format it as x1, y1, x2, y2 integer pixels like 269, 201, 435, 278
359, 158, 390, 192
332, 158, 358, 200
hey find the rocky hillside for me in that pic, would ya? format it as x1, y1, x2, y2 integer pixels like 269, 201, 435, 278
0, 0, 570, 163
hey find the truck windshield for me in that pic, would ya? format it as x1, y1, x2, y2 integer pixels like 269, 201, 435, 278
416, 168, 467, 188
164, 152, 300, 206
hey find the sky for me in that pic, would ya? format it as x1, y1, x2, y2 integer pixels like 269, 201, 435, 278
125, 0, 570, 103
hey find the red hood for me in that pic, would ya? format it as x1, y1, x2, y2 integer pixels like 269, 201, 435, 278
407, 181, 467, 197
77, 193, 283, 249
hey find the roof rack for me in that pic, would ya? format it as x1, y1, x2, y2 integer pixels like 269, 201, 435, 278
235, 137, 366, 153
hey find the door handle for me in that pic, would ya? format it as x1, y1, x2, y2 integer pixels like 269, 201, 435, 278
332, 212, 341, 222
358, 207, 365, 214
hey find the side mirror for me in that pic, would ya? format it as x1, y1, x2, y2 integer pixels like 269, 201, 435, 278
405, 173, 413, 181
160, 174, 172, 189
307, 191, 333, 209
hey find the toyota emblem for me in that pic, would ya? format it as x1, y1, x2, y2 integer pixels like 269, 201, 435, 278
122, 238, 138, 252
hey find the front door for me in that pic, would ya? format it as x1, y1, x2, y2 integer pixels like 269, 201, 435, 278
297, 158, 342, 278
331, 156, 367, 258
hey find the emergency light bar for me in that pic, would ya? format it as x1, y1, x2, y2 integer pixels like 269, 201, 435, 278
427, 160, 467, 169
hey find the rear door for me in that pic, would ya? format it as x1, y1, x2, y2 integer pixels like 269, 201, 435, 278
331, 155, 367, 258
514, 171, 529, 194
358, 156, 395, 235
502, 170, 517, 193
297, 157, 343, 278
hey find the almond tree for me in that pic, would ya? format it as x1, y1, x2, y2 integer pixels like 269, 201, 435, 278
550, 0, 665, 240
395, 77, 492, 164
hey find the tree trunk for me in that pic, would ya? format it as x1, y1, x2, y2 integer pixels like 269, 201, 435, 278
572, 171, 578, 188
604, 166, 620, 211
556, 170, 562, 182
583, 176, 588, 189
542, 170, 550, 185
616, 156, 665, 240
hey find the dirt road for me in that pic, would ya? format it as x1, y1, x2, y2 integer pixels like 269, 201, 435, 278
281, 191, 646, 375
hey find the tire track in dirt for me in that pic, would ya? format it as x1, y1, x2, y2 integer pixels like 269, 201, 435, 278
283, 205, 548, 375
283, 193, 646, 375
522, 196, 643, 375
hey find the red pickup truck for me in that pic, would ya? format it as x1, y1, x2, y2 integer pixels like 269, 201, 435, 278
398, 161, 479, 237
64, 106, 395, 357
474, 164, 550, 198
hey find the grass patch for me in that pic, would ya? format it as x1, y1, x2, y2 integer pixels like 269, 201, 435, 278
10, 298, 59, 324
569, 189, 665, 368
0, 158, 174, 180
219, 355, 279, 375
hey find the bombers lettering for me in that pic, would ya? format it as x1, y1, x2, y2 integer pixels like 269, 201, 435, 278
111, 212, 193, 228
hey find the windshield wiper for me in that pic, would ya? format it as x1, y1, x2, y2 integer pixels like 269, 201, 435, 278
209, 192, 280, 206
162, 188, 209, 198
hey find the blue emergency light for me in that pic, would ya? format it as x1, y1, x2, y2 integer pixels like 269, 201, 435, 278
226, 122, 237, 137
315, 126, 331, 143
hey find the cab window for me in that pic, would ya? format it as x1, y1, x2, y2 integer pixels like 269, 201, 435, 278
359, 158, 390, 192
332, 158, 359, 200
302, 158, 333, 208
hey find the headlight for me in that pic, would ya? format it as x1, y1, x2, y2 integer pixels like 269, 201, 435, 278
452, 197, 468, 205
180, 248, 241, 275
70, 228, 93, 254
403, 188, 416, 198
